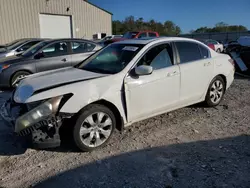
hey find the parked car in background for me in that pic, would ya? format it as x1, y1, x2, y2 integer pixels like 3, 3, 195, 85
102, 31, 160, 46
224, 40, 240, 53
204, 39, 224, 53
2, 37, 235, 151
0, 38, 31, 49
122, 31, 160, 39
207, 43, 215, 51
101, 35, 123, 41
197, 39, 215, 51
97, 35, 123, 46
0, 38, 44, 59
0, 38, 102, 87
224, 36, 250, 74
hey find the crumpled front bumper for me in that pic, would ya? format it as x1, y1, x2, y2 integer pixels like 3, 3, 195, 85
0, 99, 63, 149
0, 100, 16, 127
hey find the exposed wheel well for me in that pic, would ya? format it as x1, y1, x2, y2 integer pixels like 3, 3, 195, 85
217, 74, 227, 89
91, 100, 124, 131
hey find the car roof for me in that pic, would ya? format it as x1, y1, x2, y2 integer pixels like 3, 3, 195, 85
116, 37, 202, 45
19, 38, 46, 41
44, 38, 100, 44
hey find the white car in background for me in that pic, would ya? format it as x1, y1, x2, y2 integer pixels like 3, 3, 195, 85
1, 37, 235, 151
205, 39, 224, 53
101, 35, 123, 41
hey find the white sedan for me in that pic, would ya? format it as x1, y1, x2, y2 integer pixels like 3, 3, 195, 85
205, 39, 224, 53
1, 37, 235, 151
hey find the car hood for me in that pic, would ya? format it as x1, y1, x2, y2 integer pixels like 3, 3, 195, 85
14, 67, 109, 103
0, 54, 26, 64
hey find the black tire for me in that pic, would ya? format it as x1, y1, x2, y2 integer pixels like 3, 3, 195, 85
216, 48, 221, 53
11, 71, 30, 87
205, 76, 225, 107
73, 104, 116, 152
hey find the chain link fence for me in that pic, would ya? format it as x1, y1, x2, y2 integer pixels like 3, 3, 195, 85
180, 31, 250, 43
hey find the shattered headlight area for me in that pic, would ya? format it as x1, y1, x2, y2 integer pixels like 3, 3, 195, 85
13, 96, 64, 148
0, 93, 73, 149
14, 96, 62, 133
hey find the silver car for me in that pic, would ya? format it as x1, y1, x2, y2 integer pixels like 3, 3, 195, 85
0, 38, 43, 59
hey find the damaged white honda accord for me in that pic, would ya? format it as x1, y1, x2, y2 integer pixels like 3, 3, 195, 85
1, 37, 235, 151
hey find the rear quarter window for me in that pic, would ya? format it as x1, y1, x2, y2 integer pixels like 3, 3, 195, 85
198, 44, 210, 59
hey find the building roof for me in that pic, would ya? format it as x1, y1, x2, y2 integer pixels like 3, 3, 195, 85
84, 1, 113, 15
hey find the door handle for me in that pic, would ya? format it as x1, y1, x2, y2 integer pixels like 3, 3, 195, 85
167, 71, 178, 77
204, 62, 211, 66
61, 58, 67, 62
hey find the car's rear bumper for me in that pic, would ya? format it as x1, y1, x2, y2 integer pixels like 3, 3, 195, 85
0, 100, 62, 149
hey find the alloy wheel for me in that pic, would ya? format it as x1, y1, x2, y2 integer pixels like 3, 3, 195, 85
12, 74, 27, 87
210, 80, 224, 104
79, 112, 113, 148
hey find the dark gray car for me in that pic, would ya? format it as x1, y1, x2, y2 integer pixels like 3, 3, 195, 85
0, 38, 44, 59
0, 38, 102, 87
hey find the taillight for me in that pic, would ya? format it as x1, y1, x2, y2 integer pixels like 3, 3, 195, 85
208, 44, 215, 51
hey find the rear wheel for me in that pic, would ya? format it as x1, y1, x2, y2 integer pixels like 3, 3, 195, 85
216, 48, 221, 53
73, 104, 116, 152
11, 71, 30, 87
205, 76, 225, 107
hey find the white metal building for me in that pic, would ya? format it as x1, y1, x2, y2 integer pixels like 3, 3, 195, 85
0, 0, 112, 43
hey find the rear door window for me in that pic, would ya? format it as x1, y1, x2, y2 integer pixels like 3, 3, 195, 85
42, 42, 68, 57
137, 43, 173, 70
175, 42, 202, 63
72, 42, 96, 53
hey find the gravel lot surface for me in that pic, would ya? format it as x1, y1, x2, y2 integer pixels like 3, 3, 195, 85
0, 77, 250, 188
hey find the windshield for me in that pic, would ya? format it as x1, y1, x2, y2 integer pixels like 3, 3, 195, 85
100, 36, 113, 42
123, 32, 139, 39
22, 41, 50, 57
4, 39, 25, 47
6, 40, 28, 50
77, 43, 144, 74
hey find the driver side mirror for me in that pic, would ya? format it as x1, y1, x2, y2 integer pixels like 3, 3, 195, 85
135, 65, 153, 76
16, 48, 24, 52
34, 52, 44, 59
15, 48, 24, 55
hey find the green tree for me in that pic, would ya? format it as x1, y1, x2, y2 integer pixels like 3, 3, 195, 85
112, 16, 182, 36
193, 23, 248, 33
175, 26, 181, 35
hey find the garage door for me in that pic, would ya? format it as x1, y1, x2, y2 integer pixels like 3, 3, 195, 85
39, 14, 72, 38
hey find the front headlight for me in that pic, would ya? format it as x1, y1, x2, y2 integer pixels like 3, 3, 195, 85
0, 64, 10, 73
5, 51, 15, 57
15, 96, 63, 132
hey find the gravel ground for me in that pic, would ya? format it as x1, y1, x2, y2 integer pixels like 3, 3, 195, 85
0, 77, 250, 188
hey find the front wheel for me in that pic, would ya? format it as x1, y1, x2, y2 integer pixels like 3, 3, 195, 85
205, 76, 225, 107
73, 104, 116, 152
11, 71, 30, 88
